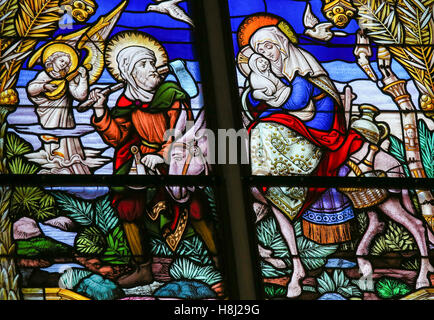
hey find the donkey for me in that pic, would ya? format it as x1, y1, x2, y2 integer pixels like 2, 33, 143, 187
164, 109, 210, 202
162, 110, 218, 256
345, 142, 434, 290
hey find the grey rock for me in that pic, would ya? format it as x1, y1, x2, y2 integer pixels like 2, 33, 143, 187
13, 217, 41, 240
44, 216, 75, 231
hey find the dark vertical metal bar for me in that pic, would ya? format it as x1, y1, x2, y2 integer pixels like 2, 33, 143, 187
200, 0, 257, 299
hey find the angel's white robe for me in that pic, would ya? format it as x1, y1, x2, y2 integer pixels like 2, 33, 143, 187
27, 71, 91, 174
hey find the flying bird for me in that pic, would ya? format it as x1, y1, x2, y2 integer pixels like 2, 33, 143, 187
146, 0, 195, 27
303, 3, 347, 41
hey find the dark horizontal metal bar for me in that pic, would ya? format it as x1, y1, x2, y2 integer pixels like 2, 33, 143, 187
0, 174, 219, 186
1, 174, 433, 189
243, 176, 434, 189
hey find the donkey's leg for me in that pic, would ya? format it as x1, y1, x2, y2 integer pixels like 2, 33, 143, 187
271, 206, 305, 298
401, 189, 434, 246
356, 210, 385, 280
378, 198, 434, 289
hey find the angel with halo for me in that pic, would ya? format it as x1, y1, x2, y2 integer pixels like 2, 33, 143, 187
25, 1, 127, 174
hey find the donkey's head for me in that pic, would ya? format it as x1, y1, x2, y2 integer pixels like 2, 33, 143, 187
166, 110, 210, 202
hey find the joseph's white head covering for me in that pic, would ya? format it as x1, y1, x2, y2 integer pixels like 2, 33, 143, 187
117, 46, 157, 102
250, 26, 327, 81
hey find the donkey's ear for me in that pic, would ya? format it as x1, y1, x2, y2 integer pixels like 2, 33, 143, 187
194, 109, 206, 130
173, 109, 189, 140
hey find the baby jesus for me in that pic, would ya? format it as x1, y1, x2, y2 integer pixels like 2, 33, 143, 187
248, 53, 291, 107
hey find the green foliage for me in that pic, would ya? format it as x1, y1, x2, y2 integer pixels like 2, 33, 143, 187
256, 217, 292, 278
375, 277, 411, 299
53, 193, 133, 265
7, 156, 38, 174
257, 217, 338, 277
297, 237, 338, 271
151, 235, 215, 266
260, 260, 292, 278
169, 258, 222, 286
257, 217, 291, 259
371, 221, 416, 255
101, 226, 131, 265
418, 119, 434, 178
401, 257, 420, 271
371, 237, 390, 256
3, 132, 57, 222
383, 222, 415, 251
95, 195, 119, 234
177, 236, 213, 266
16, 236, 72, 257
5, 133, 32, 159
203, 187, 219, 225
53, 192, 94, 226
10, 186, 57, 221
150, 236, 174, 257
388, 135, 410, 176
75, 226, 106, 255
264, 283, 287, 298
59, 268, 93, 290
317, 270, 362, 298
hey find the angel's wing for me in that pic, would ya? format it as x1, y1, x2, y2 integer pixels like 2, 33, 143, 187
77, 1, 127, 84
303, 3, 319, 28
28, 1, 127, 84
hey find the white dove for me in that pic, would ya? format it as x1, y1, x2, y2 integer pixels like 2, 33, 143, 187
303, 3, 347, 41
146, 0, 195, 27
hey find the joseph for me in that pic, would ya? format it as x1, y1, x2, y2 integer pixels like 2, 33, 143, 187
89, 34, 193, 287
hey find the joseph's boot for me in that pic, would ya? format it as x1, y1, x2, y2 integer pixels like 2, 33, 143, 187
117, 221, 154, 288
117, 260, 153, 288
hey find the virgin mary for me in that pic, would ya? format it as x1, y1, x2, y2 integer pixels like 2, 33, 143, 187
246, 26, 364, 243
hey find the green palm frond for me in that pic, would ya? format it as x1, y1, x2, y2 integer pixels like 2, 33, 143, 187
169, 258, 223, 286
101, 226, 131, 265
418, 119, 434, 177
317, 270, 362, 297
7, 157, 38, 175
95, 195, 119, 234
53, 192, 94, 226
257, 217, 290, 258
5, 133, 32, 159
297, 237, 338, 270
75, 226, 106, 255
11, 186, 44, 216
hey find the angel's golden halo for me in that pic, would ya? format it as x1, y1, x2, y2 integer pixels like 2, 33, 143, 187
42, 43, 79, 74
105, 31, 168, 81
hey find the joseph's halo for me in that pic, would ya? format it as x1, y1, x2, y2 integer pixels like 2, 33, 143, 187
105, 31, 168, 81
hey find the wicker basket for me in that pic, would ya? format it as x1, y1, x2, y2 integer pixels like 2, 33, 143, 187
338, 186, 388, 209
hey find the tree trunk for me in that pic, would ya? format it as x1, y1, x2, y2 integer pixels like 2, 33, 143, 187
0, 107, 20, 300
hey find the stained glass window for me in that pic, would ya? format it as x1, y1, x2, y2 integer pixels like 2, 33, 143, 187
1, 0, 434, 304
224, 0, 434, 300
0, 0, 230, 301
